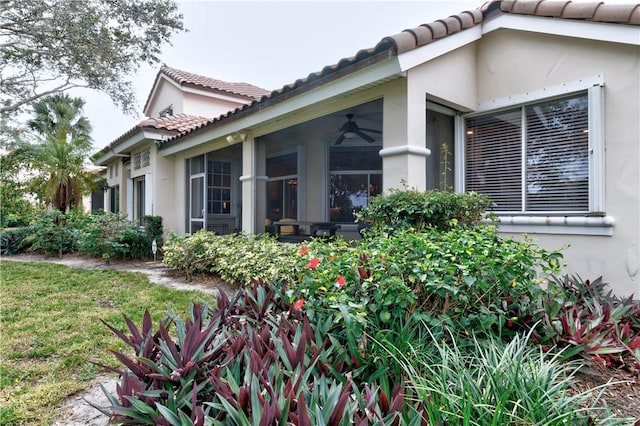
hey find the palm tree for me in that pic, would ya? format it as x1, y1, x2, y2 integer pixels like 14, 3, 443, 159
25, 94, 96, 212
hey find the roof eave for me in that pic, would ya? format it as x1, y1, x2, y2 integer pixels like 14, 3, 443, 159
159, 49, 399, 154
160, 52, 402, 156
482, 12, 640, 45
95, 131, 159, 165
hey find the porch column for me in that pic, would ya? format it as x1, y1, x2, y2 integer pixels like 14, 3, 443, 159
240, 134, 257, 234
379, 79, 430, 191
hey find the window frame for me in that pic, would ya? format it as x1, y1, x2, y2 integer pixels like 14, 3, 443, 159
265, 151, 298, 221
207, 160, 233, 215
457, 77, 611, 236
328, 143, 383, 223
462, 82, 604, 214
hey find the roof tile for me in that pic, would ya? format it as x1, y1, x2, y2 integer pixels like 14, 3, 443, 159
441, 16, 463, 33
509, 0, 542, 15
429, 21, 449, 39
593, 4, 640, 23
561, 2, 605, 19
140, 114, 211, 134
410, 25, 434, 46
160, 66, 270, 100
458, 10, 478, 28
158, 0, 640, 149
534, 1, 571, 17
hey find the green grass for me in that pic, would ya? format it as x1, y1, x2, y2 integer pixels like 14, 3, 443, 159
0, 261, 216, 426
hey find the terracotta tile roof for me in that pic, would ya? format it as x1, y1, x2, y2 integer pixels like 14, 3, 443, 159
97, 114, 210, 157
159, 65, 270, 100
159, 0, 639, 149
139, 114, 210, 134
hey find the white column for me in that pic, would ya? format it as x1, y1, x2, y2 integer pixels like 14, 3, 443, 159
240, 135, 256, 234
379, 79, 430, 192
126, 178, 133, 221
144, 172, 153, 216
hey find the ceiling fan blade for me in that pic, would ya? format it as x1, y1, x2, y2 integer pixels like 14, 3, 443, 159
334, 134, 346, 145
359, 127, 382, 134
356, 130, 376, 143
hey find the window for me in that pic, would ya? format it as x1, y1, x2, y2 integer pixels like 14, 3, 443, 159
329, 145, 382, 223
266, 153, 297, 221
109, 165, 113, 179
426, 103, 456, 191
109, 186, 120, 213
135, 178, 145, 223
187, 155, 205, 233
207, 160, 232, 214
465, 91, 595, 214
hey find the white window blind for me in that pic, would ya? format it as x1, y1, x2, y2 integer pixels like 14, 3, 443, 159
465, 92, 589, 213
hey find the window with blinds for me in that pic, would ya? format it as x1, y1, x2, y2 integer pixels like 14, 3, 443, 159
465, 92, 589, 213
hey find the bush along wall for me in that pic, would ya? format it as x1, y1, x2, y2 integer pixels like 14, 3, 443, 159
356, 188, 495, 234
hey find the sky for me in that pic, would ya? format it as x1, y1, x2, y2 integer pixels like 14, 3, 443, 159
80, 0, 482, 152
79, 0, 638, 153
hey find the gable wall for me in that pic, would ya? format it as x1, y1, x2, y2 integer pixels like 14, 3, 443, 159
146, 79, 185, 116
476, 29, 640, 295
183, 92, 247, 119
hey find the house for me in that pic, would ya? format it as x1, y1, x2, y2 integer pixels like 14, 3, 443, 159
95, 0, 640, 296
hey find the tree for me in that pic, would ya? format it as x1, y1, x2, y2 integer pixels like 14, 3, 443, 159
23, 94, 97, 212
0, 0, 184, 117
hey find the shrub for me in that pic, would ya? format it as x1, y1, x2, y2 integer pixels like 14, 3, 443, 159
22, 210, 79, 257
389, 329, 629, 425
292, 226, 562, 338
99, 283, 421, 425
0, 227, 29, 255
79, 212, 155, 261
533, 275, 640, 372
162, 231, 298, 284
144, 215, 163, 245
356, 188, 494, 234
78, 213, 131, 261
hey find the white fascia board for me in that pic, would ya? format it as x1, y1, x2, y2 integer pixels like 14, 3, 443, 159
96, 132, 148, 165
482, 14, 640, 46
181, 85, 253, 105
160, 57, 403, 156
397, 26, 483, 71
141, 130, 166, 141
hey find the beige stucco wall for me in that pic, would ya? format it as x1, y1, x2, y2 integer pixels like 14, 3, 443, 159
183, 92, 247, 119
475, 30, 640, 296
150, 145, 176, 232
148, 27, 638, 297
383, 43, 478, 191
146, 79, 184, 116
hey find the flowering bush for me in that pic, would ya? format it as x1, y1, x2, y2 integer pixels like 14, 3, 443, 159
291, 226, 562, 338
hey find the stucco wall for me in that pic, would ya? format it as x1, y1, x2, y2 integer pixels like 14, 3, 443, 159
183, 92, 246, 119
147, 79, 184, 116
475, 30, 640, 296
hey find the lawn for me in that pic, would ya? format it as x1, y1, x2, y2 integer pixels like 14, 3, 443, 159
0, 261, 216, 426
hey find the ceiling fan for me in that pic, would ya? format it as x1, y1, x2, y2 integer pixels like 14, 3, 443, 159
334, 114, 382, 145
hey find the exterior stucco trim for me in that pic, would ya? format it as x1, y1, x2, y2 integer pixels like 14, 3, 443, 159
495, 215, 615, 236
379, 145, 432, 157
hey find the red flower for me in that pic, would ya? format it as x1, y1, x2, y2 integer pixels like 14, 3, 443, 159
298, 245, 309, 256
293, 298, 304, 310
335, 275, 346, 287
307, 258, 320, 269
